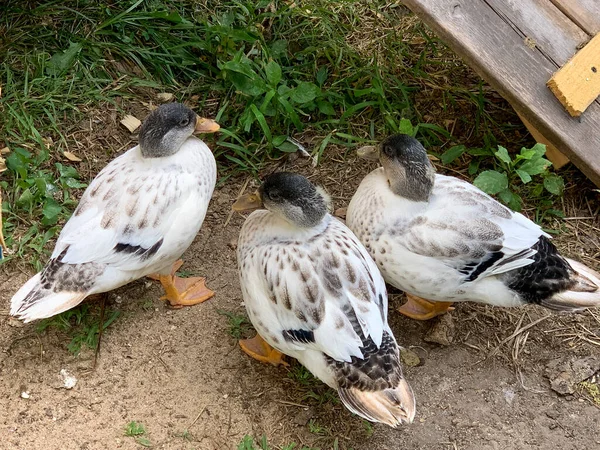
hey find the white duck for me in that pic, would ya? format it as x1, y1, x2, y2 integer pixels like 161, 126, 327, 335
347, 134, 600, 320
11, 103, 220, 322
233, 172, 415, 427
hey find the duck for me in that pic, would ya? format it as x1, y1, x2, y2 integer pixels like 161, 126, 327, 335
11, 102, 220, 322
232, 172, 415, 427
347, 134, 600, 320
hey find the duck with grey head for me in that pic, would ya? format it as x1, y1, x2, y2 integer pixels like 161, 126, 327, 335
347, 134, 600, 320
11, 103, 221, 322
233, 172, 416, 427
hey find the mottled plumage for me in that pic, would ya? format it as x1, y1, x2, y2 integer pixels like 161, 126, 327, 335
236, 173, 415, 427
348, 135, 600, 312
11, 103, 218, 322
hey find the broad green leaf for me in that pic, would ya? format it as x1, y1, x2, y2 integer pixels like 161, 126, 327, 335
316, 100, 335, 115
316, 67, 328, 86
473, 170, 508, 195
494, 146, 511, 164
515, 169, 532, 184
543, 173, 565, 195
398, 118, 414, 136
499, 188, 522, 211
272, 135, 287, 146
468, 147, 493, 157
46, 42, 82, 76
265, 60, 282, 86
440, 145, 467, 165
290, 82, 319, 104
270, 39, 288, 58
42, 199, 62, 222
468, 159, 480, 175
517, 149, 536, 160
519, 157, 551, 176
530, 143, 547, 158
16, 188, 34, 207
226, 72, 266, 96
276, 142, 298, 152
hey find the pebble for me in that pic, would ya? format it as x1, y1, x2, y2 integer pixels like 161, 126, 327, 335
424, 313, 455, 346
20, 391, 30, 399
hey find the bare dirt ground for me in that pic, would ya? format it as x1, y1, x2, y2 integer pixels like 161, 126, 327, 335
1, 101, 600, 450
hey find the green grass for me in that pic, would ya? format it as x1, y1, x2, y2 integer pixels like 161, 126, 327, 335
287, 363, 339, 406
36, 303, 120, 356
124, 421, 152, 447
217, 309, 253, 339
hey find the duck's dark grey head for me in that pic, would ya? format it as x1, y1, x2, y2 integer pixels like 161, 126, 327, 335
232, 172, 331, 228
358, 134, 435, 202
138, 103, 220, 158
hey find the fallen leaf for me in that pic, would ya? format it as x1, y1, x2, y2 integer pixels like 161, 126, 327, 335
156, 92, 174, 102
63, 151, 82, 162
120, 114, 141, 133
0, 156, 5, 173
0, 147, 9, 154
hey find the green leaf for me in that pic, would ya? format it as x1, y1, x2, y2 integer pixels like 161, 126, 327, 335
42, 199, 62, 222
46, 42, 82, 76
272, 135, 287, 146
543, 173, 565, 195
276, 142, 299, 152
398, 118, 414, 136
440, 145, 467, 165
530, 143, 547, 158
515, 169, 532, 184
316, 100, 335, 115
290, 82, 319, 104
16, 188, 34, 207
517, 149, 536, 161
494, 146, 511, 164
265, 60, 282, 86
468, 159, 481, 175
135, 437, 152, 447
473, 170, 508, 195
249, 104, 272, 142
270, 39, 288, 58
519, 157, 551, 176
468, 147, 493, 157
499, 188, 522, 211
316, 67, 328, 86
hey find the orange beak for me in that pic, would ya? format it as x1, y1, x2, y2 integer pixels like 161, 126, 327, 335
194, 116, 220, 134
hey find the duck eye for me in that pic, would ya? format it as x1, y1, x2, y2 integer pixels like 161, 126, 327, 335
179, 117, 190, 127
383, 145, 394, 156
268, 191, 281, 201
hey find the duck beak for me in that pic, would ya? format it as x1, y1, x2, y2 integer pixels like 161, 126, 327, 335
194, 116, 220, 134
357, 145, 379, 161
232, 191, 263, 211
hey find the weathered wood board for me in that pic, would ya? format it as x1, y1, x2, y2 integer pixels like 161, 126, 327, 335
550, 0, 600, 35
403, 0, 600, 186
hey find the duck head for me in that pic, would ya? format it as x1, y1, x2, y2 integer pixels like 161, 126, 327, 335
358, 134, 435, 202
232, 172, 332, 228
138, 102, 220, 158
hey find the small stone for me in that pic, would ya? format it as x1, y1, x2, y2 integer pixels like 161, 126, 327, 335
292, 407, 314, 426
8, 318, 25, 328
424, 313, 455, 346
59, 369, 78, 389
227, 238, 238, 250
545, 410, 560, 420
156, 92, 174, 102
545, 356, 600, 395
502, 388, 515, 406
20, 391, 30, 399
400, 348, 421, 367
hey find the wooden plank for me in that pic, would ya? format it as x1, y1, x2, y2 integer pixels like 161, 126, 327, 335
485, 0, 588, 67
402, 0, 600, 186
550, 0, 600, 35
517, 113, 570, 169
547, 34, 600, 117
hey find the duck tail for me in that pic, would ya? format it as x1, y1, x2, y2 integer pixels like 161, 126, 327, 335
10, 273, 87, 323
338, 377, 416, 427
542, 258, 600, 311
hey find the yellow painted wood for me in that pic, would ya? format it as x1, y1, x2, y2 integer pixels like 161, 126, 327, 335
547, 33, 600, 117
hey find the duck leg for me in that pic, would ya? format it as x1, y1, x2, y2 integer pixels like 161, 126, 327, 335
398, 293, 454, 320
149, 260, 214, 308
239, 334, 288, 367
